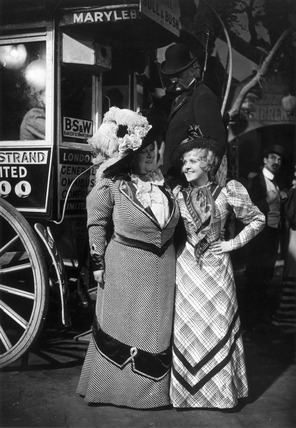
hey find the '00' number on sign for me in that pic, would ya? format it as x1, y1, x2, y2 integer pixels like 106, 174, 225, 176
0, 180, 32, 198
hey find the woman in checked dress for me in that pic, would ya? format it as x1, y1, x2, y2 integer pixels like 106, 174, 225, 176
77, 108, 179, 408
170, 128, 265, 409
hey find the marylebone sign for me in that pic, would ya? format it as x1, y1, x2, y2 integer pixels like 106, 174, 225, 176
60, 5, 140, 26
59, 1, 180, 36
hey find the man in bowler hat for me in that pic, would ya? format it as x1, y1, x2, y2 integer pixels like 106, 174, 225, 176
245, 144, 287, 334
160, 43, 227, 181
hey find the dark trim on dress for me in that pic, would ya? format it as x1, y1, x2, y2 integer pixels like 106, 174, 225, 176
112, 232, 173, 256
173, 310, 240, 375
172, 326, 242, 395
92, 320, 171, 381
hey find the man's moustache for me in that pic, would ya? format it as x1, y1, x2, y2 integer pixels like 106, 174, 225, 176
166, 81, 195, 95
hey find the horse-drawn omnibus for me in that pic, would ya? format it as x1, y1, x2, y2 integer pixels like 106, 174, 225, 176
0, 0, 181, 368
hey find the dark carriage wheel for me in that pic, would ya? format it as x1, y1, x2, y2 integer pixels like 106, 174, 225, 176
0, 198, 48, 368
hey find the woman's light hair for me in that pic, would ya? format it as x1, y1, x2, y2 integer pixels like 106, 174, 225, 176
177, 125, 221, 179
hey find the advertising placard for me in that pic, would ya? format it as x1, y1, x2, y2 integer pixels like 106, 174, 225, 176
140, 0, 180, 36
59, 148, 95, 216
0, 148, 52, 212
229, 73, 296, 141
63, 117, 93, 140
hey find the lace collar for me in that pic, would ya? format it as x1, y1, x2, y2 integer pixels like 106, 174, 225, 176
130, 168, 165, 187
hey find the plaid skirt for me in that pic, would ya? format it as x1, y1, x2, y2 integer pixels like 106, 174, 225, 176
170, 241, 248, 408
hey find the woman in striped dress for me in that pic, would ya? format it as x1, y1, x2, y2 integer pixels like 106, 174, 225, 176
77, 108, 179, 408
170, 127, 265, 409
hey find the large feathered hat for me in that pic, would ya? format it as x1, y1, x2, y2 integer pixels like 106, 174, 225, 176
88, 107, 152, 180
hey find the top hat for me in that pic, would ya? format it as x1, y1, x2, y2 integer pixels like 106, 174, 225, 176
160, 43, 197, 76
263, 144, 285, 158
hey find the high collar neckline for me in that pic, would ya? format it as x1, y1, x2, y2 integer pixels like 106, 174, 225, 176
263, 167, 275, 181
188, 180, 211, 189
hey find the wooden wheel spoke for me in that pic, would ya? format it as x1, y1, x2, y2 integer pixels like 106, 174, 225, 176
0, 284, 35, 300
0, 300, 28, 329
0, 263, 31, 275
0, 235, 19, 258
0, 198, 48, 368
0, 325, 12, 351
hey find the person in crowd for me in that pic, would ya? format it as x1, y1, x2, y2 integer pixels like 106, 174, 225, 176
20, 59, 46, 140
20, 88, 45, 140
272, 165, 296, 332
170, 126, 265, 409
245, 144, 287, 333
77, 107, 180, 408
160, 43, 227, 183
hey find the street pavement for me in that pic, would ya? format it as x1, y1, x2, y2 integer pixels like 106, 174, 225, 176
1, 272, 296, 428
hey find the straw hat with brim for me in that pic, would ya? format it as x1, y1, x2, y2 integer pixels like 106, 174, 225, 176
161, 43, 197, 76
103, 129, 160, 178
263, 144, 285, 158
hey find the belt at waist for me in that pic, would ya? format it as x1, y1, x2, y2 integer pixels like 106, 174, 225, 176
112, 232, 173, 256
187, 236, 211, 261
92, 320, 171, 381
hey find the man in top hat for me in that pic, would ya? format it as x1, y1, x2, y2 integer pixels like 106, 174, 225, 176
160, 42, 227, 181
244, 144, 287, 335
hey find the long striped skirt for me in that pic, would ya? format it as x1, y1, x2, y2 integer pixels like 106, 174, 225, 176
77, 239, 176, 408
170, 242, 248, 408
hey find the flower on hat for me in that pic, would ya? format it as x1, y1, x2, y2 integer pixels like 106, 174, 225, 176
88, 107, 151, 179
88, 121, 119, 165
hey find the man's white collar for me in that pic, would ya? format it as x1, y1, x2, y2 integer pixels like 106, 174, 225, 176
263, 167, 274, 181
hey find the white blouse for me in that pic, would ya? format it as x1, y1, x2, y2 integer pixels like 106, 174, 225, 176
131, 169, 170, 228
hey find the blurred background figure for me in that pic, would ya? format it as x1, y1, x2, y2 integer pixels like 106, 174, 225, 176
272, 165, 296, 333
20, 58, 46, 140
244, 144, 287, 336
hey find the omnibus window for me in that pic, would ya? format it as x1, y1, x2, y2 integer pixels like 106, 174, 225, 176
102, 45, 130, 114
0, 41, 46, 141
61, 67, 93, 143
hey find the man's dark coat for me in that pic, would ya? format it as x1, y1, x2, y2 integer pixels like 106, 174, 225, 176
163, 81, 227, 175
248, 171, 270, 218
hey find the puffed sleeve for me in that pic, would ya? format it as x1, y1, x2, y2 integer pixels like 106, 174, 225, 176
86, 178, 115, 271
224, 180, 265, 251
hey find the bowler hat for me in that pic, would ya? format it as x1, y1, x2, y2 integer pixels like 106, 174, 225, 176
263, 144, 285, 158
161, 43, 197, 76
